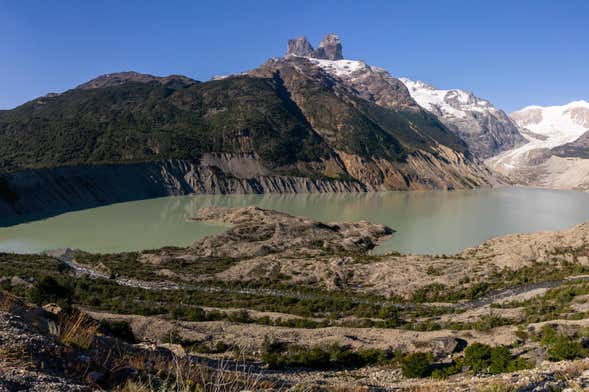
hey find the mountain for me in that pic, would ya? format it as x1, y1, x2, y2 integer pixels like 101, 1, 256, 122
287, 34, 343, 60
0, 34, 499, 221
487, 100, 589, 190
399, 78, 526, 158
552, 130, 589, 158
511, 100, 589, 147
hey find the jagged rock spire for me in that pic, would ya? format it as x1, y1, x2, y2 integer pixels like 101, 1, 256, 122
286, 33, 344, 60
287, 36, 314, 57
315, 33, 343, 60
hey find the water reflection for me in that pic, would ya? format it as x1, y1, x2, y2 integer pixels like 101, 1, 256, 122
1, 187, 588, 255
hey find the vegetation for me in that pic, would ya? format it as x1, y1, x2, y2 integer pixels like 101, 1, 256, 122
54, 310, 99, 350
28, 275, 73, 308
74, 250, 239, 280
400, 352, 433, 378
262, 339, 395, 370
0, 76, 337, 173
412, 260, 589, 304
535, 324, 588, 361
463, 343, 531, 375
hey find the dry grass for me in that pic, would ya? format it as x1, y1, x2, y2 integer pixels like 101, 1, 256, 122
552, 359, 589, 391
326, 385, 370, 392
0, 344, 34, 367
117, 362, 268, 392
477, 381, 518, 392
51, 311, 99, 350
0, 290, 23, 312
114, 347, 272, 392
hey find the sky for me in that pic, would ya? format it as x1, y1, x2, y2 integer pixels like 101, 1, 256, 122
1, 0, 588, 112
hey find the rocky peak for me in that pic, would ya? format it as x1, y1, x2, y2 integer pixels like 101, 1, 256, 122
314, 33, 343, 60
285, 33, 344, 60
287, 36, 314, 57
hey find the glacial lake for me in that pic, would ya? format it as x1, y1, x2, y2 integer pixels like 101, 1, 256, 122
1, 187, 589, 255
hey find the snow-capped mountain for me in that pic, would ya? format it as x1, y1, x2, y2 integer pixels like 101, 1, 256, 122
511, 100, 589, 145
306, 58, 419, 111
487, 100, 589, 191
399, 78, 526, 158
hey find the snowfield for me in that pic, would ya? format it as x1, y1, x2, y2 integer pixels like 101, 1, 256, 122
488, 100, 589, 171
399, 78, 497, 119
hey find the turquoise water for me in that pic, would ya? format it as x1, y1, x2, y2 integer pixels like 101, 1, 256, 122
1, 187, 589, 255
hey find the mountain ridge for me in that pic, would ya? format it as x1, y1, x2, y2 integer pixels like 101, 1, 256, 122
400, 77, 526, 158
0, 34, 503, 221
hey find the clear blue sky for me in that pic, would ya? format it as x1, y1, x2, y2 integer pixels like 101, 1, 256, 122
1, 0, 587, 112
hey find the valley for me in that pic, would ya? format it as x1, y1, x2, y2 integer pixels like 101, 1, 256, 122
0, 28, 588, 391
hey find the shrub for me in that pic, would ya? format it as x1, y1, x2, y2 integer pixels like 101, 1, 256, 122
547, 335, 585, 361
28, 276, 73, 308
539, 324, 559, 346
262, 339, 392, 370
464, 343, 531, 375
473, 313, 511, 331
100, 320, 137, 343
227, 309, 251, 323
431, 359, 463, 379
401, 352, 433, 378
187, 307, 207, 321
489, 346, 511, 374
464, 343, 492, 374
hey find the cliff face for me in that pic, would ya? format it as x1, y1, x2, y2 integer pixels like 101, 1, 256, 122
0, 155, 366, 225
0, 150, 500, 224
337, 145, 498, 191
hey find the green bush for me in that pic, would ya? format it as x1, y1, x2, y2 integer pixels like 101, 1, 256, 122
28, 276, 73, 308
401, 352, 433, 378
547, 335, 585, 361
489, 346, 511, 374
262, 339, 392, 370
464, 343, 530, 375
464, 343, 492, 374
187, 307, 207, 321
537, 324, 586, 361
431, 359, 463, 379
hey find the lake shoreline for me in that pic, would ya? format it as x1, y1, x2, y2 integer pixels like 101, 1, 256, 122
1, 187, 589, 256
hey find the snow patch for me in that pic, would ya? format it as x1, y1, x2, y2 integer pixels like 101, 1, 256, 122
306, 58, 367, 77
399, 77, 497, 119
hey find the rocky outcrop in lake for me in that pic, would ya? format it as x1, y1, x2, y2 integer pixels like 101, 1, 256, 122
192, 206, 393, 257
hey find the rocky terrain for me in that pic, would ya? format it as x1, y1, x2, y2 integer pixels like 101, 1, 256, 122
191, 206, 393, 257
135, 207, 589, 299
0, 291, 266, 391
0, 34, 501, 224
287, 34, 343, 60
4, 208, 589, 390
